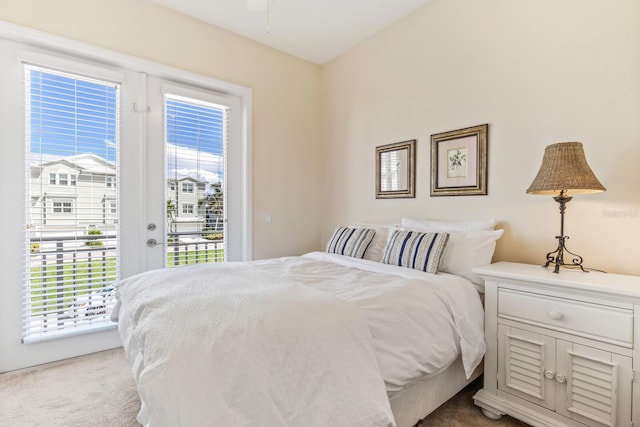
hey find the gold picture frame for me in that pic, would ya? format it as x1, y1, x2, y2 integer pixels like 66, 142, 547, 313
376, 139, 416, 199
430, 124, 488, 196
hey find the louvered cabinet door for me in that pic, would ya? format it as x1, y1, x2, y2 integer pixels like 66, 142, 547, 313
497, 325, 556, 410
556, 341, 632, 427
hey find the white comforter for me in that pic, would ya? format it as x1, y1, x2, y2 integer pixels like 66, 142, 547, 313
112, 252, 485, 427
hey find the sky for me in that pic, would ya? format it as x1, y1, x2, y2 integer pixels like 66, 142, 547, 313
28, 67, 118, 163
28, 66, 225, 186
166, 97, 225, 185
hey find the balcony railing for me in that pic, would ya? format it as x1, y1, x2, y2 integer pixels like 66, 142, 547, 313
166, 231, 225, 266
26, 233, 118, 338
26, 231, 224, 336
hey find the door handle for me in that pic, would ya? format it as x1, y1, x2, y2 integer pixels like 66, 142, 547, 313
147, 238, 164, 247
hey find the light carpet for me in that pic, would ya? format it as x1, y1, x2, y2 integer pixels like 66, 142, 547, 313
0, 348, 528, 426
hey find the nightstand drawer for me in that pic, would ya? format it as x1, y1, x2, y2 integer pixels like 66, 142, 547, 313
498, 288, 633, 346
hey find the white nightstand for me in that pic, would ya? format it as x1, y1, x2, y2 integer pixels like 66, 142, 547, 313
473, 262, 640, 427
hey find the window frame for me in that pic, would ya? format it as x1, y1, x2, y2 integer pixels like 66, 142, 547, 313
182, 203, 194, 215
48, 172, 78, 186
50, 198, 74, 214
181, 182, 194, 194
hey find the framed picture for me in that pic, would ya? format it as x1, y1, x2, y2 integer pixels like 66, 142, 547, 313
430, 124, 488, 196
376, 139, 416, 199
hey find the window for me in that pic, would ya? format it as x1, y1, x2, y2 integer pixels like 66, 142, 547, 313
106, 176, 115, 188
182, 203, 194, 214
24, 64, 119, 342
169, 181, 176, 191
165, 93, 228, 266
182, 182, 194, 193
47, 172, 77, 186
51, 199, 73, 214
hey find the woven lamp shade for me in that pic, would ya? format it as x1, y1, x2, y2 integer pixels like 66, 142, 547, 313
527, 142, 606, 195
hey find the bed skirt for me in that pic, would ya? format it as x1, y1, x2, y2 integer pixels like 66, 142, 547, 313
389, 356, 483, 427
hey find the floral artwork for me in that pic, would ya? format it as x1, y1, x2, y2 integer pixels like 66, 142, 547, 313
447, 147, 467, 178
430, 124, 488, 196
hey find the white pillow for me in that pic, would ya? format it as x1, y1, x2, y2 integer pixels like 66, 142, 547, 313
438, 229, 504, 287
401, 219, 503, 287
354, 222, 399, 262
401, 217, 496, 232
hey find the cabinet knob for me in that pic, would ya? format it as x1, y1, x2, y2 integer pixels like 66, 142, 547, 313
548, 310, 564, 320
544, 370, 555, 379
555, 375, 566, 384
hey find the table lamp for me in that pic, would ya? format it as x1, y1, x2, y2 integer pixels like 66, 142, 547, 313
526, 142, 605, 273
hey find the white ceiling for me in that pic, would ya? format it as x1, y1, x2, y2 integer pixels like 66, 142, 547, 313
149, 0, 431, 64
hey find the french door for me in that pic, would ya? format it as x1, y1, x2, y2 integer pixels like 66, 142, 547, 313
0, 28, 251, 372
143, 76, 247, 271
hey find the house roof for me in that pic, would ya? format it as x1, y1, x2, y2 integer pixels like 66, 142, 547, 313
32, 153, 116, 175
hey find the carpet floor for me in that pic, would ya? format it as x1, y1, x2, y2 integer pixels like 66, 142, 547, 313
0, 348, 529, 426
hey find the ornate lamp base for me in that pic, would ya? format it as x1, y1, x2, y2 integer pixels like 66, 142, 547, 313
543, 235, 586, 273
542, 194, 588, 274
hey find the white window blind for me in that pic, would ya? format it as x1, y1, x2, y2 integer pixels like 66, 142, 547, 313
165, 93, 227, 266
24, 64, 120, 342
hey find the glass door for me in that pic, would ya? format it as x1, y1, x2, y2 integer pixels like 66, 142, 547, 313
164, 93, 227, 266
23, 65, 121, 342
144, 77, 246, 271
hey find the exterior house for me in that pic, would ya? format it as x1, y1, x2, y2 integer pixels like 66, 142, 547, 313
29, 153, 117, 236
29, 152, 221, 237
166, 176, 203, 234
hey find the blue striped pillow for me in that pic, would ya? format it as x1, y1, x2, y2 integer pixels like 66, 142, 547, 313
326, 227, 376, 259
382, 230, 449, 274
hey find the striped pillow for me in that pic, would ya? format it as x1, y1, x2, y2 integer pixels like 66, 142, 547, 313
326, 227, 376, 259
382, 230, 449, 274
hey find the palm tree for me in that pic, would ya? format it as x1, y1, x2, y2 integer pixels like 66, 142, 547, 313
198, 182, 224, 232
166, 200, 177, 234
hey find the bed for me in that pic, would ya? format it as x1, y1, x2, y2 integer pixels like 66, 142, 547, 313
111, 219, 502, 427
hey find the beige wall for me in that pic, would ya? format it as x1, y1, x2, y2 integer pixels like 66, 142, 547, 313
2, 0, 639, 275
321, 0, 640, 275
0, 0, 323, 260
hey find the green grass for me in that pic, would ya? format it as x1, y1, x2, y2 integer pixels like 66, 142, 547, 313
29, 258, 117, 313
29, 248, 225, 314
167, 248, 225, 266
